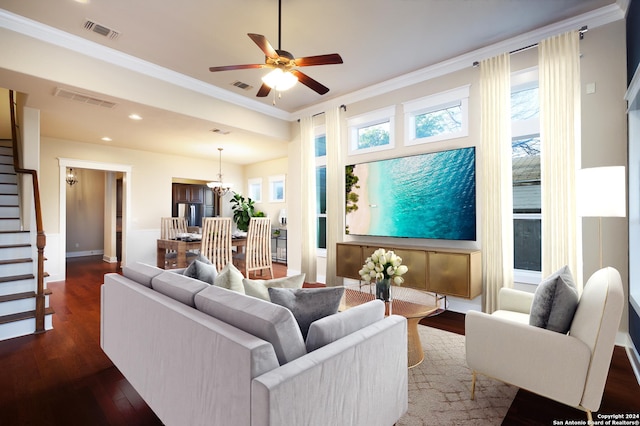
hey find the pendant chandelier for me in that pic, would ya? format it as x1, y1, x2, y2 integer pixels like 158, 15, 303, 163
207, 148, 231, 196
66, 168, 78, 186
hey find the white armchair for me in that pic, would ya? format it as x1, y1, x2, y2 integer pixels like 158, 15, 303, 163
465, 267, 624, 422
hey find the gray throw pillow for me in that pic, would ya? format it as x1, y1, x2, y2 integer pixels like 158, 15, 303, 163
529, 265, 579, 334
268, 287, 345, 339
183, 259, 217, 285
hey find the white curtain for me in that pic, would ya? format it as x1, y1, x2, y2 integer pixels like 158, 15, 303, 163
300, 116, 317, 283
325, 106, 344, 287
539, 31, 582, 290
480, 53, 513, 313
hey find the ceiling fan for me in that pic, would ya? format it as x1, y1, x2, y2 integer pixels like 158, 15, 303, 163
208, 0, 343, 98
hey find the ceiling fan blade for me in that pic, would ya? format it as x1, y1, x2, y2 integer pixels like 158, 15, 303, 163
290, 70, 330, 95
248, 33, 279, 59
256, 83, 272, 97
294, 54, 343, 67
209, 64, 268, 72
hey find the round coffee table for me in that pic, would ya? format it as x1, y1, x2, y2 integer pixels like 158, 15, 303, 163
341, 286, 438, 368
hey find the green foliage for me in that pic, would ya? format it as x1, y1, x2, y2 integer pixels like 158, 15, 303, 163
230, 192, 263, 232
357, 125, 389, 149
414, 106, 461, 139
345, 164, 360, 216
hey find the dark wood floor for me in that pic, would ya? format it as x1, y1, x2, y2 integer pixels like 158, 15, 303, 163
0, 256, 638, 425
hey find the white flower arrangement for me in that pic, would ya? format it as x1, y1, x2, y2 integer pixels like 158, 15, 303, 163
358, 248, 409, 285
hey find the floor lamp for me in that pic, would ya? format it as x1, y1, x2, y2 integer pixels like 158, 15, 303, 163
577, 166, 626, 269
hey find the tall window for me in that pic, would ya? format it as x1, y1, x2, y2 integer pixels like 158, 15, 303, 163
315, 129, 327, 250
512, 69, 541, 283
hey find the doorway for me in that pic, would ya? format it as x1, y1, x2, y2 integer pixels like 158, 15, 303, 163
58, 158, 131, 281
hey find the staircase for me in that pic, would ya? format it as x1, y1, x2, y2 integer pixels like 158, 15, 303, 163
0, 91, 52, 340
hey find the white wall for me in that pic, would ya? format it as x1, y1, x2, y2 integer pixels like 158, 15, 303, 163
287, 20, 629, 318
242, 157, 288, 228
39, 137, 244, 280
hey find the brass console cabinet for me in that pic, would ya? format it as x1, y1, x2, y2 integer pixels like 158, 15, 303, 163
336, 242, 482, 299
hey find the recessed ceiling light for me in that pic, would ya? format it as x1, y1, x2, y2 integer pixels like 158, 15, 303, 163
128, 114, 142, 120
101, 137, 112, 142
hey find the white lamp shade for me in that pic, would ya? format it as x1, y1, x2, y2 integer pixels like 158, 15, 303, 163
261, 68, 298, 91
207, 181, 231, 189
577, 166, 626, 217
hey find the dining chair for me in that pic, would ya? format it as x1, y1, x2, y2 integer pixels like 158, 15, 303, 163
201, 217, 233, 272
161, 217, 188, 240
160, 217, 196, 267
234, 217, 273, 279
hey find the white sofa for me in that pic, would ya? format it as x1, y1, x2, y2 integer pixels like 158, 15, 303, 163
101, 263, 408, 426
465, 266, 624, 421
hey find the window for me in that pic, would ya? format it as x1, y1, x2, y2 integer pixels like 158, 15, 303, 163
511, 69, 541, 284
347, 106, 395, 155
248, 178, 262, 202
269, 175, 285, 202
315, 129, 327, 250
403, 85, 470, 145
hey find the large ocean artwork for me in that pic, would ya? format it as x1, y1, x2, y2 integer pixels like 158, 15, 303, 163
345, 147, 476, 240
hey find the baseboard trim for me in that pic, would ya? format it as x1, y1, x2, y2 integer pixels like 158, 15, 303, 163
102, 255, 118, 263
66, 250, 104, 258
626, 337, 640, 386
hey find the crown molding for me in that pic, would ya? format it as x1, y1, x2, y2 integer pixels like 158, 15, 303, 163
292, 3, 625, 120
0, 9, 292, 122
0, 4, 625, 124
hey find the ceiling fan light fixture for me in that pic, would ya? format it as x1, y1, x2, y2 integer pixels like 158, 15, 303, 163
261, 68, 298, 91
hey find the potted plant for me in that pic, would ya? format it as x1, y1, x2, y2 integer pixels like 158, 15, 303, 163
230, 192, 265, 232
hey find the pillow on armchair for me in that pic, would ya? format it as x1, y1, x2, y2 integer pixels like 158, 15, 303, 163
529, 265, 579, 334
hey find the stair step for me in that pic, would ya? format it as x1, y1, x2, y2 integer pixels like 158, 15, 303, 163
0, 273, 34, 283
0, 219, 22, 232
0, 231, 30, 245
0, 244, 30, 250
0, 289, 52, 303
0, 307, 54, 326
0, 258, 33, 265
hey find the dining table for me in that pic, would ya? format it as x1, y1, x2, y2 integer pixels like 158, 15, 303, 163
156, 238, 201, 269
157, 235, 248, 269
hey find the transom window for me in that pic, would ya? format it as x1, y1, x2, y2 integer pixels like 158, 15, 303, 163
347, 106, 395, 155
403, 85, 470, 145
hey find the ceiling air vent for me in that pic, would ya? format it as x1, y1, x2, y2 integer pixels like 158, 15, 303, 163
83, 19, 120, 40
54, 88, 117, 109
231, 81, 253, 91
210, 128, 230, 135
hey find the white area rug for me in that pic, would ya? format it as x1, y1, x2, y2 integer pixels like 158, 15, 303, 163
398, 326, 518, 425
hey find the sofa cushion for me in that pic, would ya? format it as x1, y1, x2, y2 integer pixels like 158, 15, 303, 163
529, 265, 579, 333
268, 287, 345, 339
151, 271, 209, 307
242, 274, 305, 301
214, 263, 245, 294
306, 299, 385, 352
122, 262, 164, 288
194, 285, 306, 365
183, 259, 217, 285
